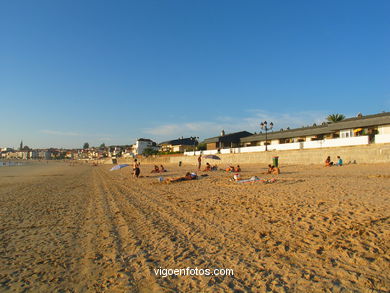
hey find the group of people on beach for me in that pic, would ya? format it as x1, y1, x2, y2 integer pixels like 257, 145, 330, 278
129, 152, 284, 182
325, 156, 343, 167
225, 165, 241, 172
132, 161, 170, 178
123, 152, 350, 184
203, 162, 218, 171
130, 154, 279, 180
130, 154, 344, 180
151, 165, 167, 173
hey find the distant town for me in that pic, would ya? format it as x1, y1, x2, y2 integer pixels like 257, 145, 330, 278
2, 112, 390, 161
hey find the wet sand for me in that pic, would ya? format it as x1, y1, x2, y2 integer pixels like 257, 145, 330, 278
0, 161, 389, 292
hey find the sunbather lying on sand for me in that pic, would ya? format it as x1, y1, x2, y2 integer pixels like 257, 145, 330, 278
165, 172, 198, 183
234, 176, 277, 184
160, 165, 167, 172
226, 165, 235, 172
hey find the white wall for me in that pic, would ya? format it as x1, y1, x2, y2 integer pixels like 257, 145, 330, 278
375, 134, 390, 144
322, 136, 369, 147
378, 125, 390, 135
267, 142, 301, 151
184, 136, 371, 156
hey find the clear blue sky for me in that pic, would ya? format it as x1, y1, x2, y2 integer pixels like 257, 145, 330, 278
1, 0, 389, 148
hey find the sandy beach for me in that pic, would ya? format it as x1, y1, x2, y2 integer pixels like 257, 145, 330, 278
0, 161, 389, 292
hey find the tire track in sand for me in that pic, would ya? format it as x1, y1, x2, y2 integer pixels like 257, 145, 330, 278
96, 169, 163, 292
77, 169, 139, 292
96, 168, 255, 291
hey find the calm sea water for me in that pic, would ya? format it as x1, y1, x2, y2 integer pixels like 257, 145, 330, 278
0, 161, 25, 167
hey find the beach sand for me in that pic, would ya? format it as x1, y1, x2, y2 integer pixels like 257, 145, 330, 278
0, 161, 389, 292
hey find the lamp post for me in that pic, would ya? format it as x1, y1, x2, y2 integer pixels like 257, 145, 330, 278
260, 121, 273, 151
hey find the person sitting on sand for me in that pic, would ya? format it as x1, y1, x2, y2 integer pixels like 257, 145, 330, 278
160, 165, 167, 172
265, 164, 280, 175
335, 156, 343, 166
165, 172, 197, 183
211, 165, 218, 171
203, 162, 211, 171
151, 165, 160, 173
325, 156, 333, 167
265, 164, 274, 174
234, 165, 241, 172
272, 166, 280, 175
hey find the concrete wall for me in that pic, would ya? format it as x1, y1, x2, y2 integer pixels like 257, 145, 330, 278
138, 143, 390, 165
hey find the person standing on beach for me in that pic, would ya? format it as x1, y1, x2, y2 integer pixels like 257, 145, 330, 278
198, 155, 202, 170
133, 159, 140, 178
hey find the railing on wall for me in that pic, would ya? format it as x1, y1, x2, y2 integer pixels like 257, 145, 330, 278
184, 136, 370, 156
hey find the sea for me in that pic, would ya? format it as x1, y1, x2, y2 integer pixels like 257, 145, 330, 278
0, 161, 25, 167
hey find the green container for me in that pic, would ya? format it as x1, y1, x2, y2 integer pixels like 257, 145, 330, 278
272, 156, 279, 167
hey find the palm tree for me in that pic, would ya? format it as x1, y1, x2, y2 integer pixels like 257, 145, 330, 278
327, 113, 346, 123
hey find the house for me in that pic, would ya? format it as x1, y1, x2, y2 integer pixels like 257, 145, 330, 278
241, 112, 390, 146
203, 130, 253, 150
37, 150, 52, 160
108, 146, 123, 158
1, 147, 14, 152
326, 112, 390, 142
29, 150, 39, 159
0, 148, 14, 159
121, 146, 134, 158
159, 137, 198, 153
241, 124, 333, 146
133, 138, 159, 155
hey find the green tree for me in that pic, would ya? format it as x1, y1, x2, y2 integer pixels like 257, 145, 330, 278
326, 113, 346, 123
196, 142, 207, 150
143, 148, 158, 156
99, 143, 106, 149
83, 142, 89, 149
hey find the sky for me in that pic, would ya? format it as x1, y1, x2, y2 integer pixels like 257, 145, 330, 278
1, 0, 389, 149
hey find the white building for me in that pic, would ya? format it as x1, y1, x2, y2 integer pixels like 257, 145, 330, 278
134, 138, 159, 155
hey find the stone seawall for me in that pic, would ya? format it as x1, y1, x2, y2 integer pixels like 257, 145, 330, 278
108, 143, 390, 166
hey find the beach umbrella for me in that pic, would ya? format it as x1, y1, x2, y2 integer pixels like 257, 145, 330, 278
203, 155, 221, 160
110, 164, 130, 171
